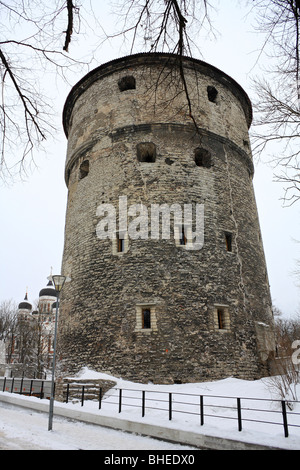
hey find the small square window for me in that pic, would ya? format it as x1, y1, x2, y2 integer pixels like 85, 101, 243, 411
137, 142, 156, 163
194, 148, 212, 168
118, 75, 136, 91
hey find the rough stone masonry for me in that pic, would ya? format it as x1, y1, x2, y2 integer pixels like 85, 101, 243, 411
58, 52, 275, 384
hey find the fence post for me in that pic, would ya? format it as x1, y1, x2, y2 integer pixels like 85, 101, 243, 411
3, 377, 6, 392
40, 380, 44, 399
81, 386, 85, 406
237, 398, 242, 431
142, 391, 145, 417
99, 387, 102, 410
169, 393, 172, 421
29, 379, 33, 396
281, 400, 289, 438
19, 378, 23, 395
200, 395, 204, 426
10, 377, 14, 393
66, 383, 69, 403
119, 389, 122, 413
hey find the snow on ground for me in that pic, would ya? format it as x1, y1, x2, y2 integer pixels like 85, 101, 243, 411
0, 402, 197, 450
1, 368, 300, 450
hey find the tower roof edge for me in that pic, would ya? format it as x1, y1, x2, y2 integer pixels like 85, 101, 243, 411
62, 52, 252, 138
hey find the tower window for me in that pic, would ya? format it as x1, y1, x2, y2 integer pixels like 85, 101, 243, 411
79, 160, 89, 180
142, 308, 151, 329
175, 224, 191, 249
194, 148, 212, 168
225, 232, 232, 252
214, 305, 230, 331
137, 142, 156, 163
112, 231, 128, 255
118, 75, 136, 92
179, 225, 187, 246
135, 303, 158, 332
207, 86, 218, 103
117, 235, 125, 253
217, 309, 225, 329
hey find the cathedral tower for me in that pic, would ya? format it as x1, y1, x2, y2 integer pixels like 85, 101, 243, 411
59, 53, 275, 383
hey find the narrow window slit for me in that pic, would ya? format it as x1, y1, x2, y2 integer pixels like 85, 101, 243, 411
179, 225, 187, 246
142, 308, 151, 329
117, 234, 125, 253
217, 309, 225, 329
225, 232, 232, 252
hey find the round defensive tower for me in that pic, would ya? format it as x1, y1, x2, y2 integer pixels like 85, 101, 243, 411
59, 53, 275, 384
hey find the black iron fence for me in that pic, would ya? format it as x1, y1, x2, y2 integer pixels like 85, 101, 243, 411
0, 377, 51, 399
1, 377, 300, 439
64, 383, 300, 438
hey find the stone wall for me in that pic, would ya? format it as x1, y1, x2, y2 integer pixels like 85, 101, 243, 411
55, 377, 116, 403
58, 53, 275, 384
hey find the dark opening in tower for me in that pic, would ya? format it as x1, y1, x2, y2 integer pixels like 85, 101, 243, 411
194, 148, 212, 168
137, 142, 156, 163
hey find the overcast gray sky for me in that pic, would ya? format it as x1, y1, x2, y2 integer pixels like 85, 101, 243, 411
0, 1, 299, 317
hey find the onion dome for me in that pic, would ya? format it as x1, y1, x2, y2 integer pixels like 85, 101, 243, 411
39, 279, 58, 298
18, 292, 32, 311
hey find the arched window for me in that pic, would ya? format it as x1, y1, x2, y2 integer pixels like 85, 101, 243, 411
207, 86, 218, 103
118, 75, 136, 92
79, 160, 89, 180
194, 148, 212, 168
137, 142, 156, 163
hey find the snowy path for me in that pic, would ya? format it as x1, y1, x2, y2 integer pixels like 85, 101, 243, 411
0, 403, 197, 450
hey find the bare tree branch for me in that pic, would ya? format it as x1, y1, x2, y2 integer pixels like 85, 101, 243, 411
63, 0, 76, 52
251, 0, 300, 205
0, 0, 87, 181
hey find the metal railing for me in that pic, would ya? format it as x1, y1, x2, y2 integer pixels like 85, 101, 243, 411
1, 377, 300, 438
64, 383, 300, 438
0, 377, 51, 399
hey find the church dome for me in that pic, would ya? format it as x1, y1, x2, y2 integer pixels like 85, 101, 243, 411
18, 292, 32, 311
39, 280, 57, 298
18, 301, 32, 310
39, 288, 57, 297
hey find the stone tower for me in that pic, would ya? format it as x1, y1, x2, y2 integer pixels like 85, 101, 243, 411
59, 53, 275, 384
